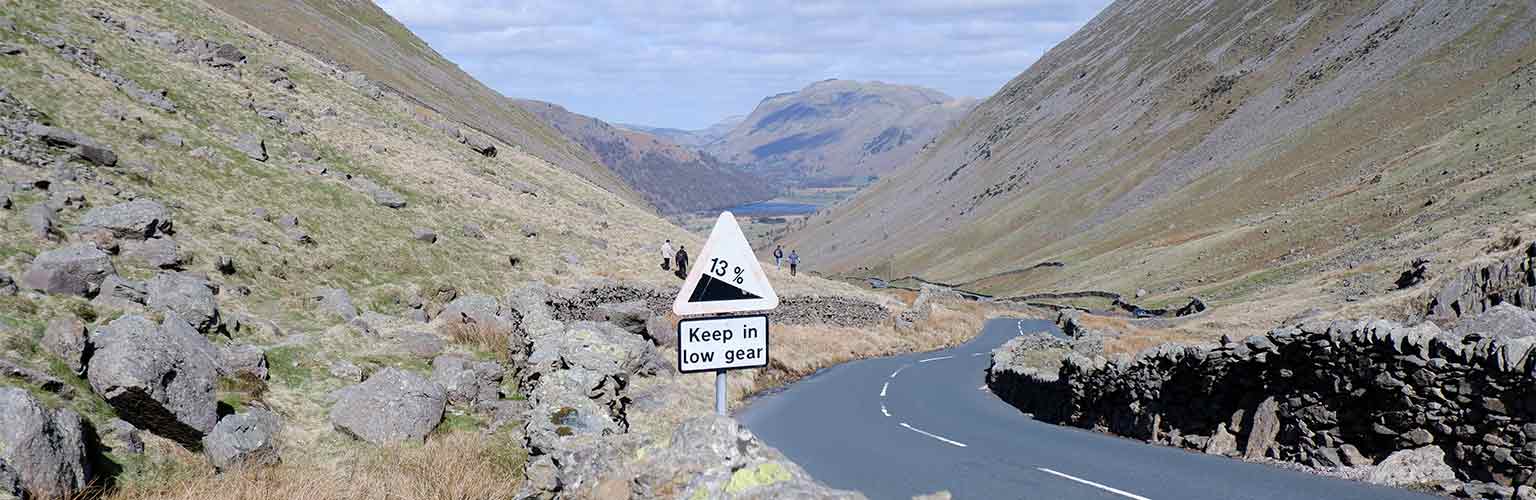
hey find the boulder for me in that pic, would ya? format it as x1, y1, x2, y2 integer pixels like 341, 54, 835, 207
438, 295, 503, 328
595, 300, 648, 337
0, 389, 89, 499
1242, 397, 1281, 459
430, 355, 504, 407
287, 142, 319, 162
120, 237, 183, 269
100, 419, 143, 456
233, 133, 266, 161
146, 273, 220, 333
25, 123, 117, 167
463, 134, 497, 157
92, 275, 147, 310
21, 245, 114, 296
1453, 303, 1536, 338
629, 415, 864, 500
0, 272, 15, 296
327, 360, 362, 382
41, 317, 88, 375
329, 368, 446, 445
1366, 446, 1456, 488
1204, 424, 1238, 456
77, 199, 172, 240
23, 203, 57, 240
222, 345, 269, 380
202, 409, 282, 471
370, 187, 406, 208
461, 223, 485, 239
87, 315, 219, 448
311, 287, 358, 322
410, 227, 437, 244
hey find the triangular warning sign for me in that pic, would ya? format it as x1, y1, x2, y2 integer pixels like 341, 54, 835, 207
673, 212, 779, 316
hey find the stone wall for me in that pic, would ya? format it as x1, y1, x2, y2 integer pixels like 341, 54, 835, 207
541, 280, 891, 329
987, 318, 1536, 495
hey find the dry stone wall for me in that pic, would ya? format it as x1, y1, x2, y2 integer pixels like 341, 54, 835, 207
988, 317, 1536, 495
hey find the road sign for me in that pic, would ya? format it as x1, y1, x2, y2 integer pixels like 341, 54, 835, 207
673, 212, 779, 316
677, 314, 769, 373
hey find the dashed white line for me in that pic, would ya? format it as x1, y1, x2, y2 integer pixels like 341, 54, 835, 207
900, 422, 968, 447
880, 382, 889, 397
919, 355, 954, 363
971, 352, 987, 357
1037, 468, 1151, 500
889, 366, 907, 379
880, 404, 890, 417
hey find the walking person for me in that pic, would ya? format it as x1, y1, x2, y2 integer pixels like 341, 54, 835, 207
773, 245, 784, 270
660, 239, 674, 271
788, 250, 799, 277
674, 245, 689, 280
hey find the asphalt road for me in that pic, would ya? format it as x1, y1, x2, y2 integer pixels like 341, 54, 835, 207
738, 318, 1438, 500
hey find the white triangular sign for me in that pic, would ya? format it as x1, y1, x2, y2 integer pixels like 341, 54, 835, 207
673, 212, 779, 316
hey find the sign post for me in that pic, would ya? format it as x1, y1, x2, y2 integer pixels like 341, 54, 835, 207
673, 212, 779, 416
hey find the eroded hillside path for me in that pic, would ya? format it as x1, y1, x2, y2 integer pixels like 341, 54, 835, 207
740, 318, 1434, 500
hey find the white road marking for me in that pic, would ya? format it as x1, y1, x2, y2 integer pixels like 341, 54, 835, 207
900, 422, 968, 448
880, 382, 889, 397
919, 355, 954, 363
889, 366, 907, 379
972, 352, 987, 357
1037, 468, 1152, 500
880, 404, 890, 417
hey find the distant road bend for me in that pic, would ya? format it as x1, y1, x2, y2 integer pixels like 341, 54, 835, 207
740, 318, 1436, 500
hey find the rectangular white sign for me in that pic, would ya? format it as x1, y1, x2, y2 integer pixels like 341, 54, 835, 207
677, 314, 769, 373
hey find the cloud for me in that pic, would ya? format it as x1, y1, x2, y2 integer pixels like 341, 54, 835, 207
377, 0, 1112, 129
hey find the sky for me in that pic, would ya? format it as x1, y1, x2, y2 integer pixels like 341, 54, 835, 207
377, 0, 1113, 130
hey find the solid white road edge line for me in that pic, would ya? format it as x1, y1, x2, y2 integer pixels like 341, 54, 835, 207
899, 422, 968, 448
880, 382, 889, 397
1036, 468, 1152, 500
919, 355, 955, 363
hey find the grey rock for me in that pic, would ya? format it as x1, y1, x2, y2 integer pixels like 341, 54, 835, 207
146, 273, 220, 333
222, 345, 269, 380
630, 415, 864, 500
120, 237, 183, 269
158, 131, 185, 148
0, 388, 89, 499
311, 287, 358, 322
463, 133, 497, 157
461, 223, 485, 239
596, 301, 649, 337
1340, 444, 1372, 467
1204, 424, 1238, 456
328, 360, 362, 382
233, 133, 266, 161
0, 272, 15, 296
391, 330, 444, 359
24, 203, 58, 240
202, 410, 281, 471
1454, 303, 1536, 338
42, 317, 88, 375
439, 295, 504, 328
519, 224, 538, 238
92, 275, 147, 310
78, 199, 172, 240
217, 255, 236, 275
1243, 397, 1281, 459
329, 368, 446, 445
410, 227, 437, 243
21, 244, 114, 296
287, 141, 319, 161
25, 123, 117, 166
277, 214, 299, 228
1366, 446, 1456, 487
101, 419, 143, 455
87, 315, 219, 448
430, 355, 504, 407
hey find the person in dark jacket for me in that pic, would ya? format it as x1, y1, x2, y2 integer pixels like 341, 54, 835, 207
674, 246, 689, 280
788, 250, 799, 277
773, 245, 784, 270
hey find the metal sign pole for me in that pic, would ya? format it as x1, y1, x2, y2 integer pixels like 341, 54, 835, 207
715, 369, 728, 415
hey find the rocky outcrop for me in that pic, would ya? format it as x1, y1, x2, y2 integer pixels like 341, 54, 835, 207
629, 415, 865, 499
329, 368, 446, 445
87, 315, 219, 448
430, 355, 503, 408
0, 388, 89, 499
987, 315, 1536, 494
1427, 243, 1536, 321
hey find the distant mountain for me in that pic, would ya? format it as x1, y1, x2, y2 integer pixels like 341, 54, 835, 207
704, 80, 976, 184
620, 115, 745, 149
516, 100, 779, 215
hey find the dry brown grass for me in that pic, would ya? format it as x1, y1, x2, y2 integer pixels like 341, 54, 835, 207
102, 433, 523, 500
437, 320, 511, 360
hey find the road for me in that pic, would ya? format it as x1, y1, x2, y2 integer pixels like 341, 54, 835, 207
738, 318, 1437, 500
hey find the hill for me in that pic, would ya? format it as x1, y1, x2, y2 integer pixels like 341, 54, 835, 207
705, 79, 976, 184
514, 99, 778, 215
782, 0, 1536, 328
202, 0, 647, 208
619, 114, 744, 149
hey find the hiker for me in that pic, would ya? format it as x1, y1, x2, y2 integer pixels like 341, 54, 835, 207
675, 245, 689, 280
773, 245, 784, 270
788, 250, 799, 277
660, 239, 674, 271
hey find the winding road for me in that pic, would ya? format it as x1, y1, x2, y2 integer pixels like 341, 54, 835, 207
738, 318, 1436, 500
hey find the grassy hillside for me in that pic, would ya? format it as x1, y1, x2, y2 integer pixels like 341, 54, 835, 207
785, 0, 1536, 332
202, 0, 649, 209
